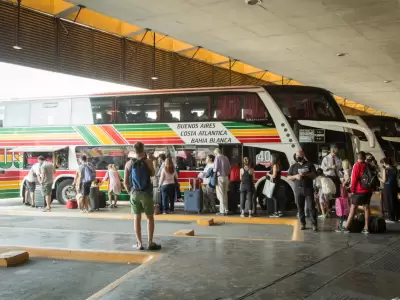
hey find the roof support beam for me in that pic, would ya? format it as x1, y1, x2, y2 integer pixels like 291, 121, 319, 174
176, 46, 201, 54
55, 4, 85, 19
214, 60, 230, 66
247, 70, 267, 75
124, 28, 150, 38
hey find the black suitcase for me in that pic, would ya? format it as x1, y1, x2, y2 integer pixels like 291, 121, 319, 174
99, 191, 106, 208
34, 185, 46, 208
89, 186, 100, 210
184, 179, 203, 214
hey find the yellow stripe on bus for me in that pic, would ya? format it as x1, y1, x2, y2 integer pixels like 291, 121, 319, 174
87, 126, 115, 145
229, 129, 278, 136
0, 182, 20, 189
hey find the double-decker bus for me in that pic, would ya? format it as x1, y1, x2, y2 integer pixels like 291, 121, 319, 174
346, 115, 400, 165
0, 85, 374, 209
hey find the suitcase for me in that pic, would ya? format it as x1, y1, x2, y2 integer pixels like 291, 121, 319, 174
335, 197, 349, 217
34, 185, 46, 208
369, 216, 386, 233
89, 186, 100, 210
153, 187, 162, 206
184, 179, 203, 214
99, 192, 106, 208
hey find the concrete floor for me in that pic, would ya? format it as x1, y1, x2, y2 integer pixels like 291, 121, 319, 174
0, 258, 137, 300
1, 197, 400, 299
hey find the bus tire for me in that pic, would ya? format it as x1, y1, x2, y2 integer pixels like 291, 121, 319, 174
256, 180, 296, 211
56, 179, 76, 205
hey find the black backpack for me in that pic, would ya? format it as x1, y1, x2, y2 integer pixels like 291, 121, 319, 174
359, 163, 379, 190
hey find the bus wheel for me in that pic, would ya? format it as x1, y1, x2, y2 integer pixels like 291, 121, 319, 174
56, 179, 76, 205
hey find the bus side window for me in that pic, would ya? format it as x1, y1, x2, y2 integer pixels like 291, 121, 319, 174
90, 97, 114, 125
347, 119, 368, 141
162, 95, 210, 122
116, 96, 161, 124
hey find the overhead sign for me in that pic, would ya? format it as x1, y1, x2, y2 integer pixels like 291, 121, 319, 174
299, 129, 325, 143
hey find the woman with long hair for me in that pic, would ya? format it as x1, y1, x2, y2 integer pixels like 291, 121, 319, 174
240, 157, 255, 217
269, 153, 283, 217
159, 157, 178, 214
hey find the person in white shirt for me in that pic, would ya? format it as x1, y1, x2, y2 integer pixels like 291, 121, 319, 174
321, 144, 342, 200
158, 157, 178, 214
24, 159, 42, 207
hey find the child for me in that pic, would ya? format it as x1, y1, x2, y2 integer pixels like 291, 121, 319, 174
315, 168, 336, 219
101, 164, 122, 208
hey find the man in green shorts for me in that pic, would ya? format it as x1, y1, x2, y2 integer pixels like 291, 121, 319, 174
38, 156, 55, 212
124, 142, 161, 251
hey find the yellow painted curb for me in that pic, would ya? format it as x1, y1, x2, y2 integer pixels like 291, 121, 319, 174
174, 229, 195, 236
0, 250, 29, 267
0, 247, 159, 264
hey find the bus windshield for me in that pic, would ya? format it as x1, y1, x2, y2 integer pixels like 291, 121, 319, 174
265, 86, 344, 121
361, 116, 400, 138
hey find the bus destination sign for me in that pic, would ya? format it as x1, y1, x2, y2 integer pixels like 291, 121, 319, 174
169, 122, 240, 144
299, 129, 325, 143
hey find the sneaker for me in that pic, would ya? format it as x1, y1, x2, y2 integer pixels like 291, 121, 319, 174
162, 211, 167, 215
108, 204, 114, 208
278, 211, 284, 217
341, 227, 350, 233
312, 225, 318, 231
216, 212, 225, 216
240, 211, 245, 218
300, 224, 306, 230
80, 210, 85, 213
248, 213, 252, 218
270, 213, 279, 218
318, 214, 326, 219
361, 228, 369, 235
386, 219, 396, 224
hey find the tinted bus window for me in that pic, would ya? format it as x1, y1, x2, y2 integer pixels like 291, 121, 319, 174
90, 97, 114, 125
116, 96, 161, 123
211, 92, 271, 123
163, 95, 210, 122
267, 88, 342, 121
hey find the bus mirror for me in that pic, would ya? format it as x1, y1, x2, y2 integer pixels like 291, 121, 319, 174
298, 120, 375, 149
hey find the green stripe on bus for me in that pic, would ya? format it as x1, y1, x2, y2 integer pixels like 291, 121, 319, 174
75, 126, 101, 145
222, 122, 266, 129
114, 124, 172, 132
0, 190, 20, 199
0, 127, 76, 134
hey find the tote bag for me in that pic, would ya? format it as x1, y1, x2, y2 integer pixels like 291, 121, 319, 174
262, 178, 275, 198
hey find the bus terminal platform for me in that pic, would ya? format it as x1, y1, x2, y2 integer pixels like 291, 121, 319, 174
1, 196, 400, 300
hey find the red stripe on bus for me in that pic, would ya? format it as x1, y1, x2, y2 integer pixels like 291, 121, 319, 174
101, 125, 127, 145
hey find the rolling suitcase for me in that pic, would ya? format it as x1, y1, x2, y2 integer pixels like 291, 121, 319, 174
184, 179, 203, 214
89, 185, 100, 210
99, 191, 106, 208
34, 185, 46, 208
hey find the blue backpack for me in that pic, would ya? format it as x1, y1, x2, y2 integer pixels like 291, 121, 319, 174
130, 158, 150, 191
82, 164, 95, 183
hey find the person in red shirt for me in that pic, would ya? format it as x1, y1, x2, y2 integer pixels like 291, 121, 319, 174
339, 151, 372, 234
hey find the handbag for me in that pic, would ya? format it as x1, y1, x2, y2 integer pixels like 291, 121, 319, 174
262, 177, 275, 198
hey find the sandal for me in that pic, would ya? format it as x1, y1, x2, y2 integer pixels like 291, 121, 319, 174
147, 243, 162, 251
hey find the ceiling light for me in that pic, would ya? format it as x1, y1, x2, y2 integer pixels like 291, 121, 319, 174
336, 52, 349, 57
245, 0, 262, 5
384, 80, 393, 83
13, 45, 22, 50
151, 76, 158, 80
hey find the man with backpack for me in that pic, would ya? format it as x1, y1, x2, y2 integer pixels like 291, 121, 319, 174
124, 142, 161, 251
339, 151, 376, 234
78, 155, 96, 213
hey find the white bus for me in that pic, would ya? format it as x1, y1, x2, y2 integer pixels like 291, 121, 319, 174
0, 85, 374, 210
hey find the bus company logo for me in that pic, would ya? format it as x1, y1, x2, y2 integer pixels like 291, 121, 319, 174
170, 122, 239, 144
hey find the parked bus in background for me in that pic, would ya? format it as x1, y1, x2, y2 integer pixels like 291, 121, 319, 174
346, 115, 400, 166
0, 85, 374, 210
